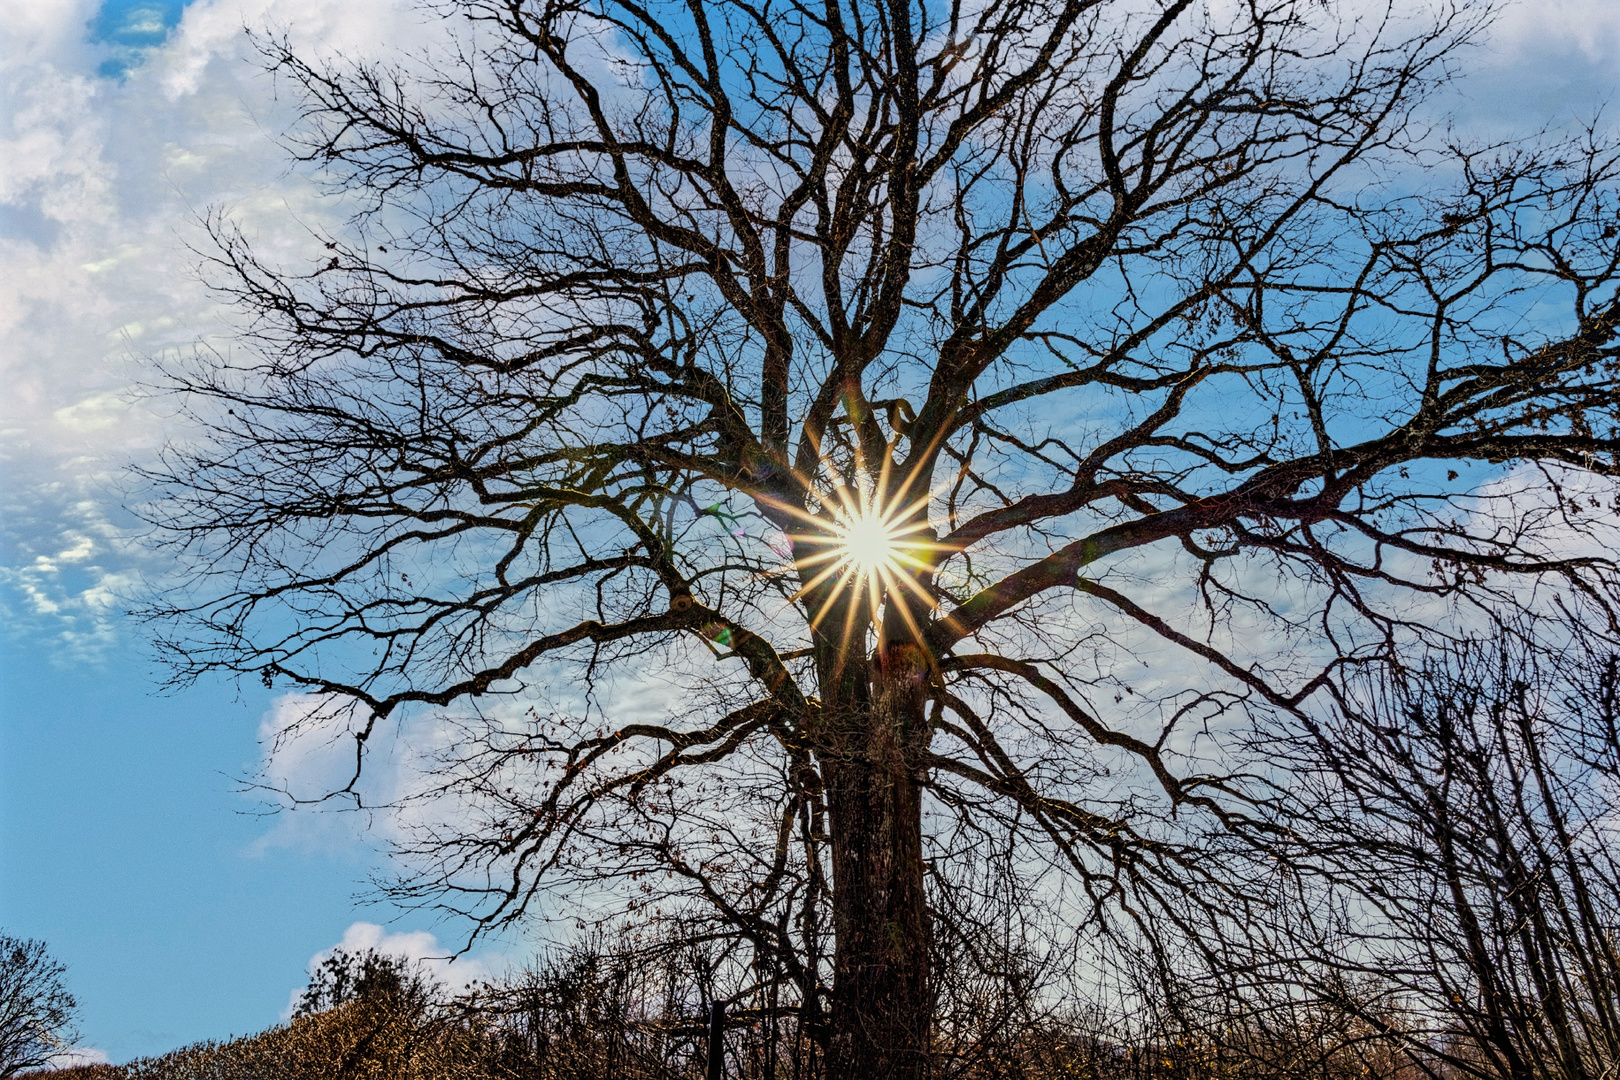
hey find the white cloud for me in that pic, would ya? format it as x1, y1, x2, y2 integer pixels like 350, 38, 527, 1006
0, 0, 100, 72
285, 921, 507, 1018
246, 693, 397, 855
1487, 0, 1620, 67
0, 0, 425, 656
155, 0, 437, 99
49, 1046, 114, 1069
246, 690, 503, 859
0, 493, 134, 663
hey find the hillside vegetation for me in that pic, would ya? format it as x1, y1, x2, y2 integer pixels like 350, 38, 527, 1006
30, 944, 1514, 1080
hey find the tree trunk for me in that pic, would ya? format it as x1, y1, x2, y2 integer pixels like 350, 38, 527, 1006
822, 642, 933, 1080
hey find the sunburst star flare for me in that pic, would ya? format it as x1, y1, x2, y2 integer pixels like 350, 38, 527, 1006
785, 483, 944, 645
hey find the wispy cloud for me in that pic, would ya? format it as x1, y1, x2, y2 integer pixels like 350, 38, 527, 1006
0, 492, 134, 663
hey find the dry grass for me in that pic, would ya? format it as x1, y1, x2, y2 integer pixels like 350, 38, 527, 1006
32, 1006, 1455, 1080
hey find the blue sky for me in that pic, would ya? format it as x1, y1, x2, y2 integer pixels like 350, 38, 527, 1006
0, 0, 510, 1062
91, 0, 189, 75
1, 0, 1619, 1065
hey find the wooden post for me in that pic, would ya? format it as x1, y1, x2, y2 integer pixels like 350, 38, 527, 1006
707, 998, 727, 1080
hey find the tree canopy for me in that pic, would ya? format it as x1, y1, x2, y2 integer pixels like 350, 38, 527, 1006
0, 934, 79, 1078
143, 0, 1620, 1075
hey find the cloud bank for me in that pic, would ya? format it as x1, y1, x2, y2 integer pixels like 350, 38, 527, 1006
1, 0, 427, 659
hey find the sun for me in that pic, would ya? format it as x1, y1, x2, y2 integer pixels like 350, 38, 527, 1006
836, 513, 901, 576
786, 482, 940, 644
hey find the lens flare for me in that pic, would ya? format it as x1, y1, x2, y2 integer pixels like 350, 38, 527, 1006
837, 514, 900, 576
786, 480, 942, 646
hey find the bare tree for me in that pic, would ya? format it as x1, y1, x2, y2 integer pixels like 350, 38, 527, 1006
296, 949, 440, 1019
0, 934, 79, 1078
142, 0, 1620, 1075
1256, 625, 1620, 1080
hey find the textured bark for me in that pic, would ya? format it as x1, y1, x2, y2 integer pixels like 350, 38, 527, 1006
822, 643, 933, 1080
